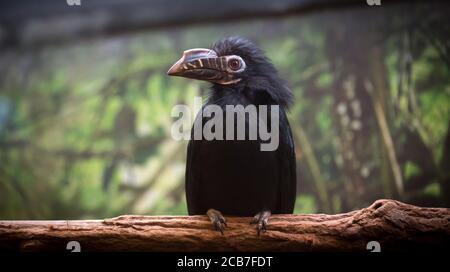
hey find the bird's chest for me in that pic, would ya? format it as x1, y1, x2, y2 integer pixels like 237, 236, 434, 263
196, 103, 280, 187
197, 138, 279, 215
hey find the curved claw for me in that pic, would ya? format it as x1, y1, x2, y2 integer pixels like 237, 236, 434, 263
257, 220, 268, 236
207, 209, 227, 235
251, 210, 271, 236
214, 220, 226, 235
250, 214, 259, 225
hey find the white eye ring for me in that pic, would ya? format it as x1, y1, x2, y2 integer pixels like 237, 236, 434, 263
224, 55, 246, 73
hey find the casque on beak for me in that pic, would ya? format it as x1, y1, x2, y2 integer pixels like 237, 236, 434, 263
167, 48, 217, 76
167, 48, 245, 85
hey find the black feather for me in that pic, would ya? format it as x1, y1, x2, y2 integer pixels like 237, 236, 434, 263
211, 37, 294, 108
186, 37, 297, 216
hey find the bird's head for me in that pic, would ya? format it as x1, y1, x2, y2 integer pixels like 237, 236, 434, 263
168, 37, 293, 107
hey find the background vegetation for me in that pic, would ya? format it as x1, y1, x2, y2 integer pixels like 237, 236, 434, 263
0, 2, 449, 219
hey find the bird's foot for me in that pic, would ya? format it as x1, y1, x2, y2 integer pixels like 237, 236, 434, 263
207, 209, 227, 235
250, 210, 271, 236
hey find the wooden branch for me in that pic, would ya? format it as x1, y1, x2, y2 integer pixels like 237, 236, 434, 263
0, 199, 449, 252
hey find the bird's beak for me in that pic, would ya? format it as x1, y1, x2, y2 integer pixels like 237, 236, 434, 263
167, 48, 241, 84
167, 48, 217, 76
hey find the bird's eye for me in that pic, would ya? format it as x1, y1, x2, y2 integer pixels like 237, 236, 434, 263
228, 58, 242, 71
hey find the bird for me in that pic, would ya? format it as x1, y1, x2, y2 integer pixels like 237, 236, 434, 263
167, 37, 297, 235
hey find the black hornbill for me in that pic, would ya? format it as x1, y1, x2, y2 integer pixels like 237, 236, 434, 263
167, 37, 297, 235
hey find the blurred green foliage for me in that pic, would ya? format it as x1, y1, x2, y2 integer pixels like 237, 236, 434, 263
0, 5, 449, 219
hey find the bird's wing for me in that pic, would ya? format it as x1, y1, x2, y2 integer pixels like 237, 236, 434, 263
278, 109, 297, 213
185, 109, 205, 215
185, 139, 195, 214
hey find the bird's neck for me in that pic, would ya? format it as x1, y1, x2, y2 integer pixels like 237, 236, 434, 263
209, 84, 278, 108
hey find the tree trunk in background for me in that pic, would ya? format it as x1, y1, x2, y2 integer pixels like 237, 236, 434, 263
369, 46, 404, 197
325, 11, 379, 210
440, 119, 450, 207
293, 125, 332, 213
0, 200, 449, 252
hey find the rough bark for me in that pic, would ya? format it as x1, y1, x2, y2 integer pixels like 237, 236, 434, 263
0, 199, 449, 252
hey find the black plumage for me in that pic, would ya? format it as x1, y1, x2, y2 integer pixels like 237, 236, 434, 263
169, 37, 297, 234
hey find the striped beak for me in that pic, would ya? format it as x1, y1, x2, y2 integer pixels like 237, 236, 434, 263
167, 48, 245, 85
